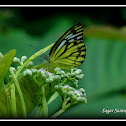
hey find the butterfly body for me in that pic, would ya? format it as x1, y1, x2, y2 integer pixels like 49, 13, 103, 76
48, 23, 86, 69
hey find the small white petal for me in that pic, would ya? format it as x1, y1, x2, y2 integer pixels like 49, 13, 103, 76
9, 67, 16, 72
13, 57, 20, 63
21, 56, 27, 62
54, 67, 61, 72
25, 69, 32, 76
31, 69, 38, 73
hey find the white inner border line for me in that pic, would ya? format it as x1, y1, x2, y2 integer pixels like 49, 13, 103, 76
0, 5, 126, 7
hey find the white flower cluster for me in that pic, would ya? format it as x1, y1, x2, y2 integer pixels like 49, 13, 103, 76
23, 67, 85, 87
23, 67, 87, 104
13, 56, 27, 63
13, 56, 33, 70
54, 84, 87, 104
54, 67, 84, 79
54, 67, 84, 89
23, 67, 61, 84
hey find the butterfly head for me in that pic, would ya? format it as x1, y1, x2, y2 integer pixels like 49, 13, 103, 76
43, 55, 50, 63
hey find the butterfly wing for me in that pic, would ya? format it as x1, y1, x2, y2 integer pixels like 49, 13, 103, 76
49, 23, 86, 69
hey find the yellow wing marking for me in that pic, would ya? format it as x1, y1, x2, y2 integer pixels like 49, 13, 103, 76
76, 28, 83, 32
67, 43, 74, 49
75, 25, 82, 30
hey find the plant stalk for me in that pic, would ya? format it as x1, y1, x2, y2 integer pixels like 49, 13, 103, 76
50, 98, 71, 118
34, 106, 43, 118
10, 82, 17, 118
50, 109, 65, 118
41, 85, 48, 118
47, 92, 59, 105
9, 68, 27, 118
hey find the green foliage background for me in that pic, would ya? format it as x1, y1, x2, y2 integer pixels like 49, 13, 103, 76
1, 7, 126, 118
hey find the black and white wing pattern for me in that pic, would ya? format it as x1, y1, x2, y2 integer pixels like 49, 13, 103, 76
49, 23, 86, 69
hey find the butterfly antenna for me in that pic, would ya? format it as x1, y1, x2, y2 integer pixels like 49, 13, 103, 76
39, 58, 45, 63
28, 43, 38, 51
29, 43, 45, 64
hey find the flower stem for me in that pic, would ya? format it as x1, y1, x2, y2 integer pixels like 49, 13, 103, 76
60, 78, 68, 85
9, 68, 27, 118
34, 106, 43, 118
34, 91, 59, 118
47, 92, 59, 105
10, 82, 17, 118
62, 97, 70, 109
50, 109, 65, 118
41, 85, 48, 118
50, 98, 71, 118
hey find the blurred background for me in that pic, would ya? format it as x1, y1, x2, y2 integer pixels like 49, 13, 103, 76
1, 7, 126, 118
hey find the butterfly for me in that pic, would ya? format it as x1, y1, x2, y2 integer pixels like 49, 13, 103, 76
48, 23, 86, 69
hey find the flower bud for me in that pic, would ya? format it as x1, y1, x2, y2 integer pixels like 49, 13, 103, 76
17, 66, 21, 70
25, 61, 33, 68
23, 69, 32, 76
31, 69, 38, 73
79, 88, 85, 93
54, 67, 61, 72
54, 75, 61, 81
46, 78, 54, 83
9, 67, 16, 72
68, 91, 74, 97
13, 57, 20, 63
74, 69, 82, 75
0, 52, 3, 59
41, 73, 47, 78
21, 56, 27, 62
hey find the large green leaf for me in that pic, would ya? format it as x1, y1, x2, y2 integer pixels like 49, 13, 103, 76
0, 49, 16, 93
0, 49, 16, 117
0, 49, 16, 78
15, 76, 42, 117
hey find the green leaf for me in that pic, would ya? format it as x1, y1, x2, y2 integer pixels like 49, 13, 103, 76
85, 25, 126, 41
0, 49, 16, 93
0, 49, 16, 117
0, 64, 6, 93
15, 76, 42, 117
0, 89, 11, 118
0, 49, 16, 77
